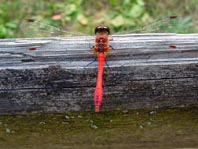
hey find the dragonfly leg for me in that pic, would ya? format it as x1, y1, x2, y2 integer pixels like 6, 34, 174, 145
109, 45, 115, 50
84, 57, 97, 68
104, 58, 111, 71
105, 61, 110, 70
89, 42, 94, 49
109, 37, 113, 41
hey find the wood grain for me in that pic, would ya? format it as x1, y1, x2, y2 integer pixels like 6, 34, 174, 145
0, 33, 198, 113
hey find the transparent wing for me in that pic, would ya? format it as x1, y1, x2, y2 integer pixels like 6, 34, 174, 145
108, 16, 198, 69
20, 19, 90, 38
109, 16, 197, 51
19, 19, 95, 69
112, 16, 197, 35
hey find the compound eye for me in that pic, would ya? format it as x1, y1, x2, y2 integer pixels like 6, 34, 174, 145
104, 26, 110, 35
95, 27, 100, 34
95, 25, 110, 35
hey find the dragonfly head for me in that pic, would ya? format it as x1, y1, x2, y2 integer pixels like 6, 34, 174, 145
95, 25, 110, 35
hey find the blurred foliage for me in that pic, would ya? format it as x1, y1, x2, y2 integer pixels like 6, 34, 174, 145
0, 0, 197, 38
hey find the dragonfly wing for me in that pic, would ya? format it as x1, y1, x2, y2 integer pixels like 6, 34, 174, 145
19, 19, 96, 70
20, 19, 90, 38
108, 16, 198, 69
19, 36, 96, 70
112, 16, 196, 35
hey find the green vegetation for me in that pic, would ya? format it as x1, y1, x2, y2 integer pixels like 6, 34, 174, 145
0, 0, 197, 38
0, 107, 197, 148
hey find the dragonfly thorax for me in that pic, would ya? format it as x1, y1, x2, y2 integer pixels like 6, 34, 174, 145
94, 35, 109, 54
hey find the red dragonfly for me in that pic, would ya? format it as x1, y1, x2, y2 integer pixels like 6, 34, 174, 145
92, 25, 111, 112
20, 16, 195, 112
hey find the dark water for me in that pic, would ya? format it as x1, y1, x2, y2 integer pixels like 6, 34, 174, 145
0, 107, 198, 148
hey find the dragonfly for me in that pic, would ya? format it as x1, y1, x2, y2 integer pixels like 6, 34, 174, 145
20, 16, 196, 112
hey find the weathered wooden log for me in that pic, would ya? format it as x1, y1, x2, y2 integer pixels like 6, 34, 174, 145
0, 33, 198, 114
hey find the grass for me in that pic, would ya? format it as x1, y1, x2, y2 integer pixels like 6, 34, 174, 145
0, 0, 197, 38
0, 107, 197, 148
